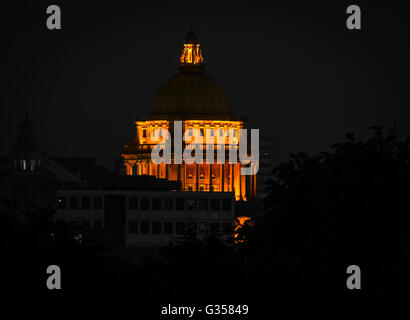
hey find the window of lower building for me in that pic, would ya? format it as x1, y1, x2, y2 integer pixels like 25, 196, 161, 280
140, 221, 149, 234
129, 221, 138, 234
210, 222, 220, 234
93, 196, 103, 210
199, 222, 208, 235
164, 198, 173, 210
81, 197, 91, 210
176, 198, 185, 211
69, 196, 79, 210
152, 222, 162, 234
82, 221, 91, 229
222, 199, 232, 211
152, 197, 162, 211
141, 198, 150, 210
222, 222, 232, 233
93, 221, 103, 229
164, 222, 173, 234
58, 197, 67, 209
199, 198, 208, 211
185, 222, 197, 235
211, 198, 220, 211
176, 222, 184, 234
128, 197, 138, 210
187, 198, 197, 211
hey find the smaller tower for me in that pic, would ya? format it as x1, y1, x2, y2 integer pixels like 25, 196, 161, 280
179, 26, 204, 71
13, 113, 40, 172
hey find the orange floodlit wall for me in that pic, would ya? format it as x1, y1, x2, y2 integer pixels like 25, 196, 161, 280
121, 119, 257, 201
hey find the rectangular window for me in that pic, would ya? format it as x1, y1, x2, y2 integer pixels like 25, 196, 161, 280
128, 197, 138, 210
69, 196, 79, 210
210, 222, 220, 234
176, 198, 185, 211
152, 197, 162, 211
199, 222, 208, 235
222, 198, 232, 211
185, 222, 197, 235
176, 222, 184, 234
94, 221, 103, 229
58, 197, 67, 210
222, 222, 232, 233
189, 128, 193, 136
187, 198, 197, 211
81, 196, 91, 210
210, 128, 214, 136
140, 221, 149, 234
199, 198, 208, 211
211, 198, 220, 211
93, 196, 103, 210
129, 221, 138, 234
164, 222, 173, 234
163, 198, 173, 210
219, 128, 223, 136
141, 197, 150, 210
142, 129, 146, 138
82, 221, 91, 229
152, 222, 162, 234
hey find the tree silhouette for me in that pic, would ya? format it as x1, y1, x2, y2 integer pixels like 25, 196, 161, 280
264, 126, 410, 298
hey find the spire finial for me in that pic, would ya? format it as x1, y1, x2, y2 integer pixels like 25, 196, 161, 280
179, 26, 204, 71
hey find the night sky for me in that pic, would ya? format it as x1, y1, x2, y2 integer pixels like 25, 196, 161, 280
1, 1, 409, 168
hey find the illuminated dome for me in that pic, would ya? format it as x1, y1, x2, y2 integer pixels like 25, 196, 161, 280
151, 72, 232, 120
150, 27, 233, 120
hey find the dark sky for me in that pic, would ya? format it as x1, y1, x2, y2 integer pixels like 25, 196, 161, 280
1, 0, 409, 168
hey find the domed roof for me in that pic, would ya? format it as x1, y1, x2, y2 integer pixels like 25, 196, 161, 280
151, 71, 233, 120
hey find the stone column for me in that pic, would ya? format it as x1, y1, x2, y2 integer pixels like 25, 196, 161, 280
230, 164, 234, 192
209, 163, 212, 192
240, 165, 246, 201
221, 164, 224, 192
195, 163, 199, 191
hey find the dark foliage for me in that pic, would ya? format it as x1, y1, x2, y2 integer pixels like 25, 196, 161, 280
263, 127, 410, 298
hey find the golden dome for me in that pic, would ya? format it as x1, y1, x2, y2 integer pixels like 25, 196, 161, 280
150, 27, 233, 120
151, 71, 233, 120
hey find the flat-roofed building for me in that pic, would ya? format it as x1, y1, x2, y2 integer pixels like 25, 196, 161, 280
55, 190, 235, 248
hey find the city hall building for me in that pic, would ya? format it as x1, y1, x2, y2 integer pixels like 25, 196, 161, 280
121, 28, 258, 201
